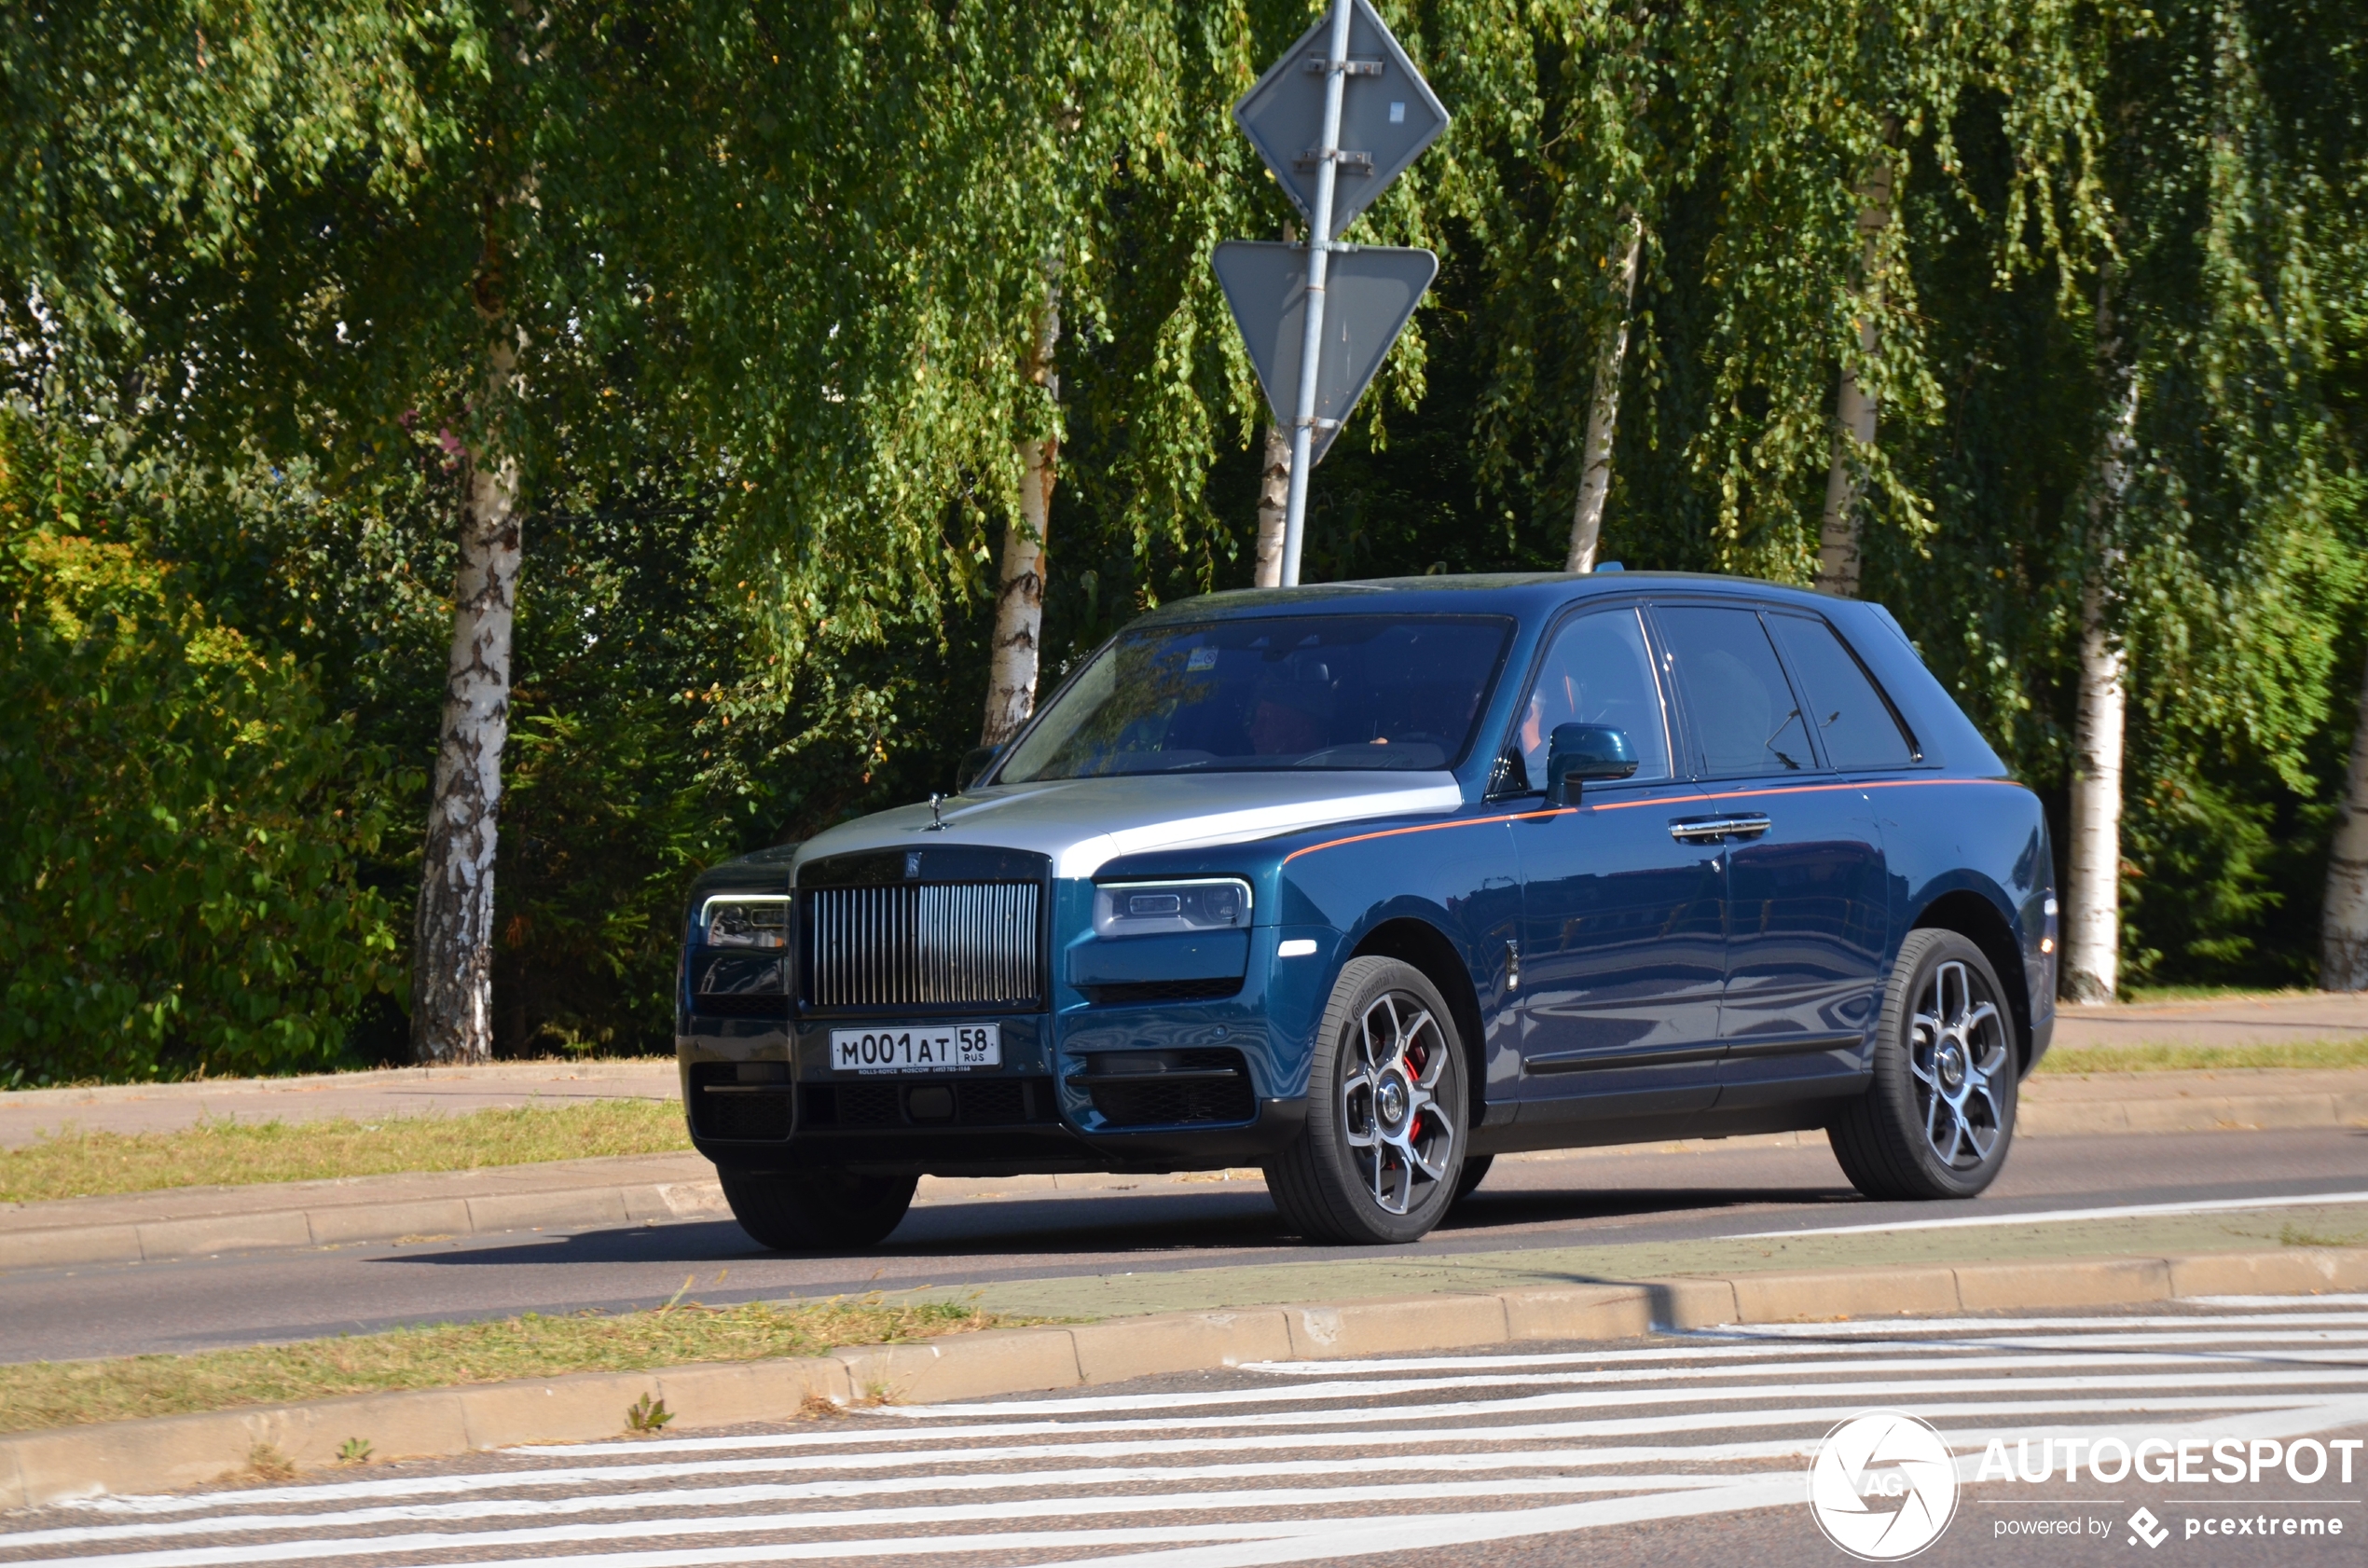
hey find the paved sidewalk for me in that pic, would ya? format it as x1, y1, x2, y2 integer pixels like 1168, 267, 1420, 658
0, 1059, 677, 1149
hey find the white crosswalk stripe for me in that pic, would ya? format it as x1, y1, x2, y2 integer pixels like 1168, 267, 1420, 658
4, 1300, 2363, 1566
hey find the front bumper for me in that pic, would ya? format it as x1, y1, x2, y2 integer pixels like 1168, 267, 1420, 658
684, 1077, 1309, 1176
679, 1003, 1319, 1177
679, 910, 1342, 1175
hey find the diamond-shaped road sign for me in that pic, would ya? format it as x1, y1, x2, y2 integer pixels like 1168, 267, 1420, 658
1219, 0, 1448, 585
1213, 241, 1437, 466
1233, 0, 1449, 242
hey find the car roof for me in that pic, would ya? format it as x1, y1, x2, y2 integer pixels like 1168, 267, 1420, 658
1133, 571, 1844, 626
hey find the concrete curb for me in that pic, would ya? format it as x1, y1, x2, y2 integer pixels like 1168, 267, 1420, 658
6, 1078, 2361, 1274
2018, 1087, 2368, 1136
0, 1180, 730, 1272
4, 1245, 2361, 1511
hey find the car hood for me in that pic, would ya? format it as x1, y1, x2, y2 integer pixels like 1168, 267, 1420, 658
793, 771, 1465, 881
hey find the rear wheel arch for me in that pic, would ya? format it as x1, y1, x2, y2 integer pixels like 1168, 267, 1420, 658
1908, 888, 2033, 1073
1351, 916, 1489, 1127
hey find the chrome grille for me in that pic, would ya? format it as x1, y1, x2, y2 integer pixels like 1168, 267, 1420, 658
805, 882, 1042, 1009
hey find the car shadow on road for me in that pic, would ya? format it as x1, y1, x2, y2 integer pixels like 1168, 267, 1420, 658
1439, 1185, 1863, 1231
374, 1180, 1865, 1271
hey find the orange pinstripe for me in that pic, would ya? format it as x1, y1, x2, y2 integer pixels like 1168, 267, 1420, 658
1277, 775, 2025, 866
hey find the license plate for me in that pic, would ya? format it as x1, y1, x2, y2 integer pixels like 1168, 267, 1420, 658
829, 1024, 1001, 1075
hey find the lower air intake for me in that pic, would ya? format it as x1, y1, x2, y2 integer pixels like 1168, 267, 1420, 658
1079, 1049, 1257, 1129
800, 1077, 1058, 1129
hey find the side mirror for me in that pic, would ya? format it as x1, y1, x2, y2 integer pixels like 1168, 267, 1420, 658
1546, 723, 1638, 805
956, 744, 1003, 793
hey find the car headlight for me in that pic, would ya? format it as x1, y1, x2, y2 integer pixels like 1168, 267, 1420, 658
1093, 878, 1252, 938
700, 894, 789, 949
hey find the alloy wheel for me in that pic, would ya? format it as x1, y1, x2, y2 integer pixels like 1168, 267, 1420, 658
1907, 959, 2010, 1172
1338, 990, 1456, 1215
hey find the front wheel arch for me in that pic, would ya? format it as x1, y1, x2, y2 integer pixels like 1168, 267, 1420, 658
1265, 956, 1470, 1244
1350, 915, 1491, 1133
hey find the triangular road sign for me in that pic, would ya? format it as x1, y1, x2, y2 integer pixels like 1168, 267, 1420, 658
1213, 240, 1438, 466
1232, 0, 1449, 242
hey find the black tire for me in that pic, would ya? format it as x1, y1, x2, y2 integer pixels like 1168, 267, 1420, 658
1828, 928, 2019, 1202
1450, 1154, 1495, 1209
1264, 956, 1468, 1245
718, 1166, 918, 1250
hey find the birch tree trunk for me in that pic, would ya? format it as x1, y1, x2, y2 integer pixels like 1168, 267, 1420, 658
410, 338, 524, 1064
1254, 421, 1289, 587
1567, 211, 1643, 574
982, 289, 1062, 748
2322, 654, 2368, 989
1816, 157, 1894, 598
1252, 219, 1298, 591
2063, 289, 2140, 1006
2064, 567, 2127, 1002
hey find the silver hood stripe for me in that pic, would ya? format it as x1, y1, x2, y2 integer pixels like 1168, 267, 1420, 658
791, 773, 1466, 882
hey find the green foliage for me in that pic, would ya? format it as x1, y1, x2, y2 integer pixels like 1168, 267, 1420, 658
0, 427, 400, 1084
2078, 0, 2365, 982
1440, 0, 2113, 579
0, 0, 2363, 1069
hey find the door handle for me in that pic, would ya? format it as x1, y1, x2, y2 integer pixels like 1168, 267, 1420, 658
1669, 814, 1772, 843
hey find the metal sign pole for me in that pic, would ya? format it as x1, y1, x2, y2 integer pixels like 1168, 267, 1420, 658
1221, 0, 1445, 584
1278, 0, 1355, 588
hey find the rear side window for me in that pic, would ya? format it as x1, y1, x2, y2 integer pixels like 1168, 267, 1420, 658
1768, 613, 1917, 769
1656, 605, 1814, 777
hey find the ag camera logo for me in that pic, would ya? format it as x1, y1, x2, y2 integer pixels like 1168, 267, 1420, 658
1809, 1410, 1961, 1560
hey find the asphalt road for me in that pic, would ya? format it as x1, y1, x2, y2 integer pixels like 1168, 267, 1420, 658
2, 1129, 2363, 1365
3, 1300, 2364, 1566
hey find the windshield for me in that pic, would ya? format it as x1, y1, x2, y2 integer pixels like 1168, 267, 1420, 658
997, 614, 1513, 782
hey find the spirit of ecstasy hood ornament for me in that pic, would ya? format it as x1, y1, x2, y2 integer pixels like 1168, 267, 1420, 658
925, 792, 948, 832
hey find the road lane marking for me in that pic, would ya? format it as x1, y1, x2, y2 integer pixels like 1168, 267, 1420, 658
1246, 1328, 2368, 1374
5, 1522, 1330, 1568
874, 1348, 2368, 1416
9, 1478, 1751, 1565
1735, 1189, 2368, 1237
885, 1366, 2368, 1420
20, 1302, 2361, 1568
42, 1393, 2333, 1522
0, 1471, 1761, 1549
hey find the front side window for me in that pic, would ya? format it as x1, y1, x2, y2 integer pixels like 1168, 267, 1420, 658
1658, 605, 1815, 777
1768, 613, 1917, 769
997, 614, 1512, 782
1513, 606, 1673, 788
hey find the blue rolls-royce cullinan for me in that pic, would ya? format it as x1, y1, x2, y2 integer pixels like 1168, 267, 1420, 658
678, 572, 2058, 1248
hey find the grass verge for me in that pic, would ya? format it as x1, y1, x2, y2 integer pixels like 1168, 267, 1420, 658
0, 1099, 692, 1204
0, 1295, 1038, 1434
2034, 1038, 2368, 1073
2115, 984, 2315, 1005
